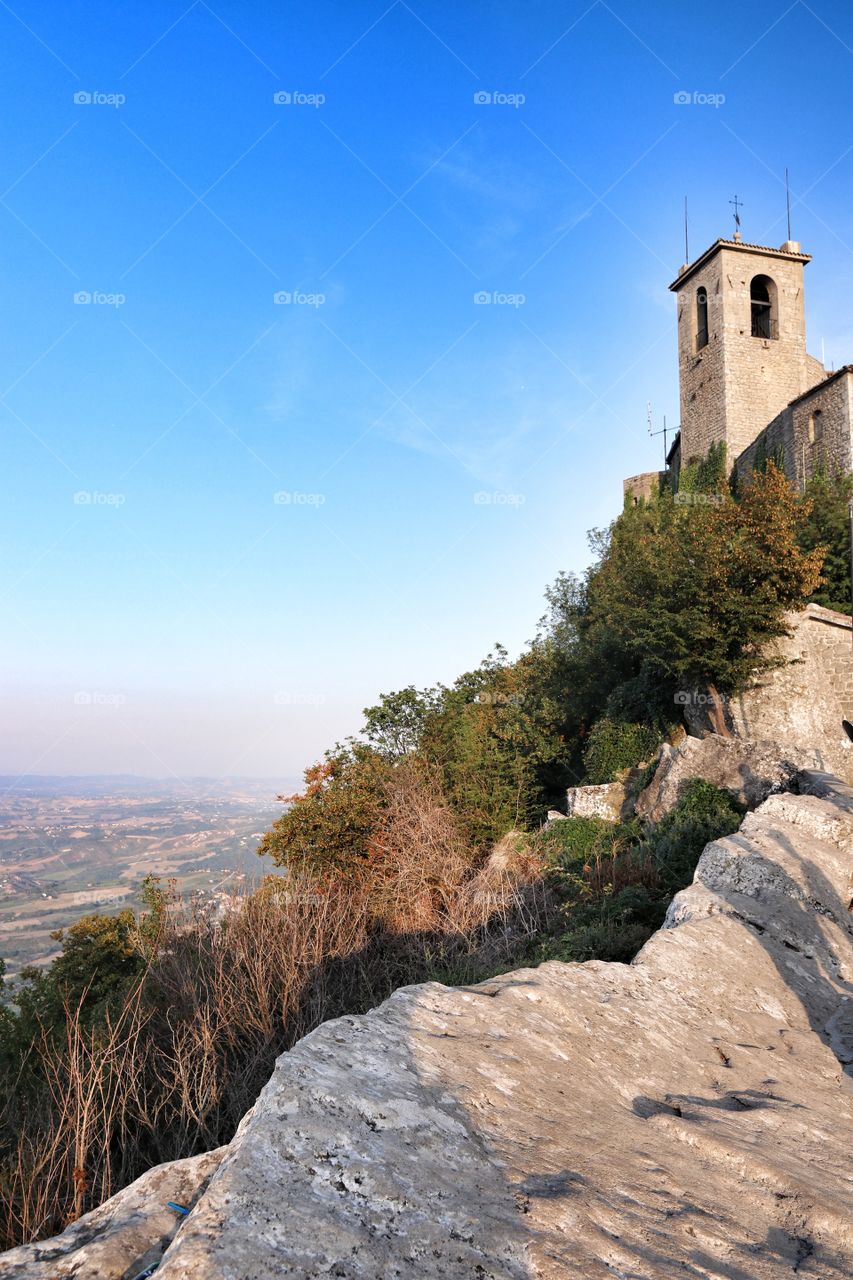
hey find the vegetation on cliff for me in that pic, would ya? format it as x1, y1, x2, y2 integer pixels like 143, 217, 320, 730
799, 464, 853, 613
0, 457, 834, 1248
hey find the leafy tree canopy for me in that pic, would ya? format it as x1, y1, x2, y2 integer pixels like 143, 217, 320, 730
798, 464, 853, 613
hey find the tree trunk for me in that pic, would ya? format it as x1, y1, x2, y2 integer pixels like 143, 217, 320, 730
705, 683, 731, 737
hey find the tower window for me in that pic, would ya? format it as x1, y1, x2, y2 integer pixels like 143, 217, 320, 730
750, 274, 777, 339
808, 409, 823, 444
696, 286, 709, 349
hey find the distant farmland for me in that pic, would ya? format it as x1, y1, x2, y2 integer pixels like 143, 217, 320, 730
0, 776, 292, 979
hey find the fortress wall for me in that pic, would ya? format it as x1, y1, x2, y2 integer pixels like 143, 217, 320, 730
735, 402, 794, 476
789, 368, 853, 485
737, 369, 853, 490
715, 605, 853, 780
622, 471, 665, 504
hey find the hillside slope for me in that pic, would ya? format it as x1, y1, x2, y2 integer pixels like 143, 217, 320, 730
4, 772, 853, 1278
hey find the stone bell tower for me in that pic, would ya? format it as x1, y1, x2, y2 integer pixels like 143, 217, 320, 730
670, 237, 823, 466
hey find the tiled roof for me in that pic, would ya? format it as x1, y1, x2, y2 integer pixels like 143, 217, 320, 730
713, 238, 807, 255
669, 238, 812, 290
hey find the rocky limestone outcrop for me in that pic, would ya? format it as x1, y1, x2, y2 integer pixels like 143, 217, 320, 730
561, 766, 648, 823
4, 773, 853, 1278
564, 780, 628, 821
0, 1148, 224, 1280
635, 733, 821, 824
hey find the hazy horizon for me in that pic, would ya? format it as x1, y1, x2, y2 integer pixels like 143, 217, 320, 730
4, 0, 853, 778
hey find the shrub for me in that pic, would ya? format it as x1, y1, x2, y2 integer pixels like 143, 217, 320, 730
640, 778, 742, 893
544, 886, 660, 963
534, 815, 617, 873
0, 770, 552, 1250
582, 719, 661, 784
538, 780, 742, 967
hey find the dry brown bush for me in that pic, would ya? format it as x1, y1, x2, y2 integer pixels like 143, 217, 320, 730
1, 762, 553, 1249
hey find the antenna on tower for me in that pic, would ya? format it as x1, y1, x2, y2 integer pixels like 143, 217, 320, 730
785, 168, 792, 241
684, 196, 689, 264
648, 404, 670, 465
729, 194, 743, 241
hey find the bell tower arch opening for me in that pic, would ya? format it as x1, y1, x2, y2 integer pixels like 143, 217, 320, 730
750, 274, 778, 339
696, 286, 709, 350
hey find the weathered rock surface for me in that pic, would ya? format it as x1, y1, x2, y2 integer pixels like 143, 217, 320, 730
6, 774, 853, 1278
564, 780, 628, 821
635, 733, 820, 823
562, 767, 650, 823
0, 1148, 224, 1279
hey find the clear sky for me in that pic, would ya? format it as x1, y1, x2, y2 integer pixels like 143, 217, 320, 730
2, 0, 853, 780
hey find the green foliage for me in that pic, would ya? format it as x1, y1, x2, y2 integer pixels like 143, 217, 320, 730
640, 778, 743, 894
419, 651, 573, 845
538, 780, 742, 965
678, 440, 727, 496
798, 465, 853, 613
367, 448, 824, 847
0, 962, 16, 1078
261, 643, 578, 865
752, 437, 785, 476
559, 463, 824, 727
15, 910, 145, 1039
534, 815, 615, 872
361, 685, 440, 759
258, 745, 392, 877
582, 719, 661, 784
542, 888, 661, 964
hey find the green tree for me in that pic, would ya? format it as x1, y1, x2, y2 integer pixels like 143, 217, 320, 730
258, 745, 392, 878
798, 465, 853, 613
15, 910, 145, 1041
418, 650, 572, 844
361, 685, 440, 759
544, 462, 824, 736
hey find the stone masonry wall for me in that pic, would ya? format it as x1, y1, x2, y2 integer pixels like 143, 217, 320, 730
675, 248, 727, 463
718, 246, 819, 462
790, 368, 853, 484
737, 368, 853, 489
805, 603, 853, 715
622, 471, 664, 504
686, 605, 853, 781
735, 401, 793, 477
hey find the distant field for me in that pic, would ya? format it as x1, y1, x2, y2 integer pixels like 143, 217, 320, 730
0, 776, 294, 979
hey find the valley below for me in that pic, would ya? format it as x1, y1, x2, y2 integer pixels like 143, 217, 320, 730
0, 776, 291, 979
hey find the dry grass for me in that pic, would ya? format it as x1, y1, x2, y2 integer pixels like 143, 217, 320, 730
0, 762, 552, 1249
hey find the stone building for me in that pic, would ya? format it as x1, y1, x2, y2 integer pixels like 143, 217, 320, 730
624, 234, 853, 502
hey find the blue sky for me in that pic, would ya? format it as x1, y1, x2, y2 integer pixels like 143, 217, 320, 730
2, 0, 853, 779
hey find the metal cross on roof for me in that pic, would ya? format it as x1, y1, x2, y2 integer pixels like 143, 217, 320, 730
729, 194, 743, 236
